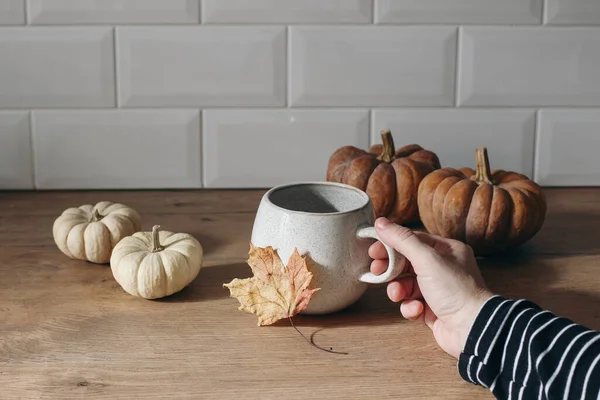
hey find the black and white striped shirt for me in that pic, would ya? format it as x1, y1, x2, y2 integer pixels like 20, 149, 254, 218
459, 295, 600, 399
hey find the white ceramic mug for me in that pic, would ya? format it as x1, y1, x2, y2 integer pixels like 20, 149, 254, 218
250, 181, 405, 315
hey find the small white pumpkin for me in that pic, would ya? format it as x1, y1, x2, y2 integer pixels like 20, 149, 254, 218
53, 201, 142, 264
110, 225, 203, 299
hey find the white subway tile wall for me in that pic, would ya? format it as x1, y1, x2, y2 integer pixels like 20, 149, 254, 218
372, 109, 536, 176
0, 0, 25, 24
0, 27, 115, 108
545, 0, 600, 25
535, 110, 600, 186
203, 109, 369, 187
459, 27, 600, 107
0, 0, 598, 189
375, 0, 543, 24
28, 0, 200, 25
289, 26, 457, 107
32, 110, 201, 189
202, 0, 372, 24
0, 112, 32, 188
117, 26, 286, 107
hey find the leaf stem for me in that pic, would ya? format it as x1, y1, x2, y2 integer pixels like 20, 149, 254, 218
288, 316, 348, 355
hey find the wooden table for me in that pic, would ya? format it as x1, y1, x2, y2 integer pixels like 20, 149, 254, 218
1, 188, 599, 399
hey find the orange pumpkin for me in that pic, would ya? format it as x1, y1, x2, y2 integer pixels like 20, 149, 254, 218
326, 130, 441, 225
417, 147, 547, 255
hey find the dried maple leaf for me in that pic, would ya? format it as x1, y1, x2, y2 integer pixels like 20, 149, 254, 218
223, 243, 320, 326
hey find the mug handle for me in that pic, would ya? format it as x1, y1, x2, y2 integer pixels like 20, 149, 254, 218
356, 225, 406, 284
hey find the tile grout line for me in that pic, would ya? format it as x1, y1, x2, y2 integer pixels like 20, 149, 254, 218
5, 22, 600, 28
28, 110, 37, 189
368, 109, 374, 146
198, 0, 202, 24
199, 108, 204, 188
454, 26, 462, 107
531, 109, 541, 183
198, 0, 206, 184
286, 25, 291, 108
23, 0, 29, 25
113, 26, 120, 108
371, 0, 376, 24
4, 106, 600, 111
542, 0, 548, 24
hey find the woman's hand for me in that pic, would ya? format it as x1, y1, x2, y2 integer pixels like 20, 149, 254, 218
370, 217, 494, 359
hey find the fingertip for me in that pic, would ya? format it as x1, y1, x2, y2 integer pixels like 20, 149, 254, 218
375, 217, 392, 229
386, 280, 406, 302
368, 241, 388, 260
400, 299, 424, 321
368, 241, 380, 257
370, 259, 388, 276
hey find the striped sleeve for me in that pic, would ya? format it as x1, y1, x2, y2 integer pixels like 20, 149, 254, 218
458, 295, 600, 400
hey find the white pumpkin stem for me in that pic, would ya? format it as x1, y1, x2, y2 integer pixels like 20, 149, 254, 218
151, 225, 163, 252
91, 209, 103, 222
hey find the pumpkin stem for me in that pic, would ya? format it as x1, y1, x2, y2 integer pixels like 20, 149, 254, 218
377, 130, 396, 163
473, 147, 494, 185
151, 225, 163, 252
91, 209, 103, 222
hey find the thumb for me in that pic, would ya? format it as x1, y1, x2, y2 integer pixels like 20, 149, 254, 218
374, 217, 436, 267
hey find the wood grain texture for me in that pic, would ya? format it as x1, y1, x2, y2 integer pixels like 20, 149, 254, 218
1, 188, 600, 399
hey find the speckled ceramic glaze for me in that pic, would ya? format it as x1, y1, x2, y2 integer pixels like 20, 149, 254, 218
250, 181, 405, 315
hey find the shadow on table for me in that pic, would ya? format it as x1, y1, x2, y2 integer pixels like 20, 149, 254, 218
270, 285, 402, 329
189, 230, 228, 255
525, 209, 600, 255
477, 243, 558, 288
477, 245, 600, 331
159, 261, 402, 327
159, 238, 600, 331
156, 262, 251, 303
535, 289, 600, 331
